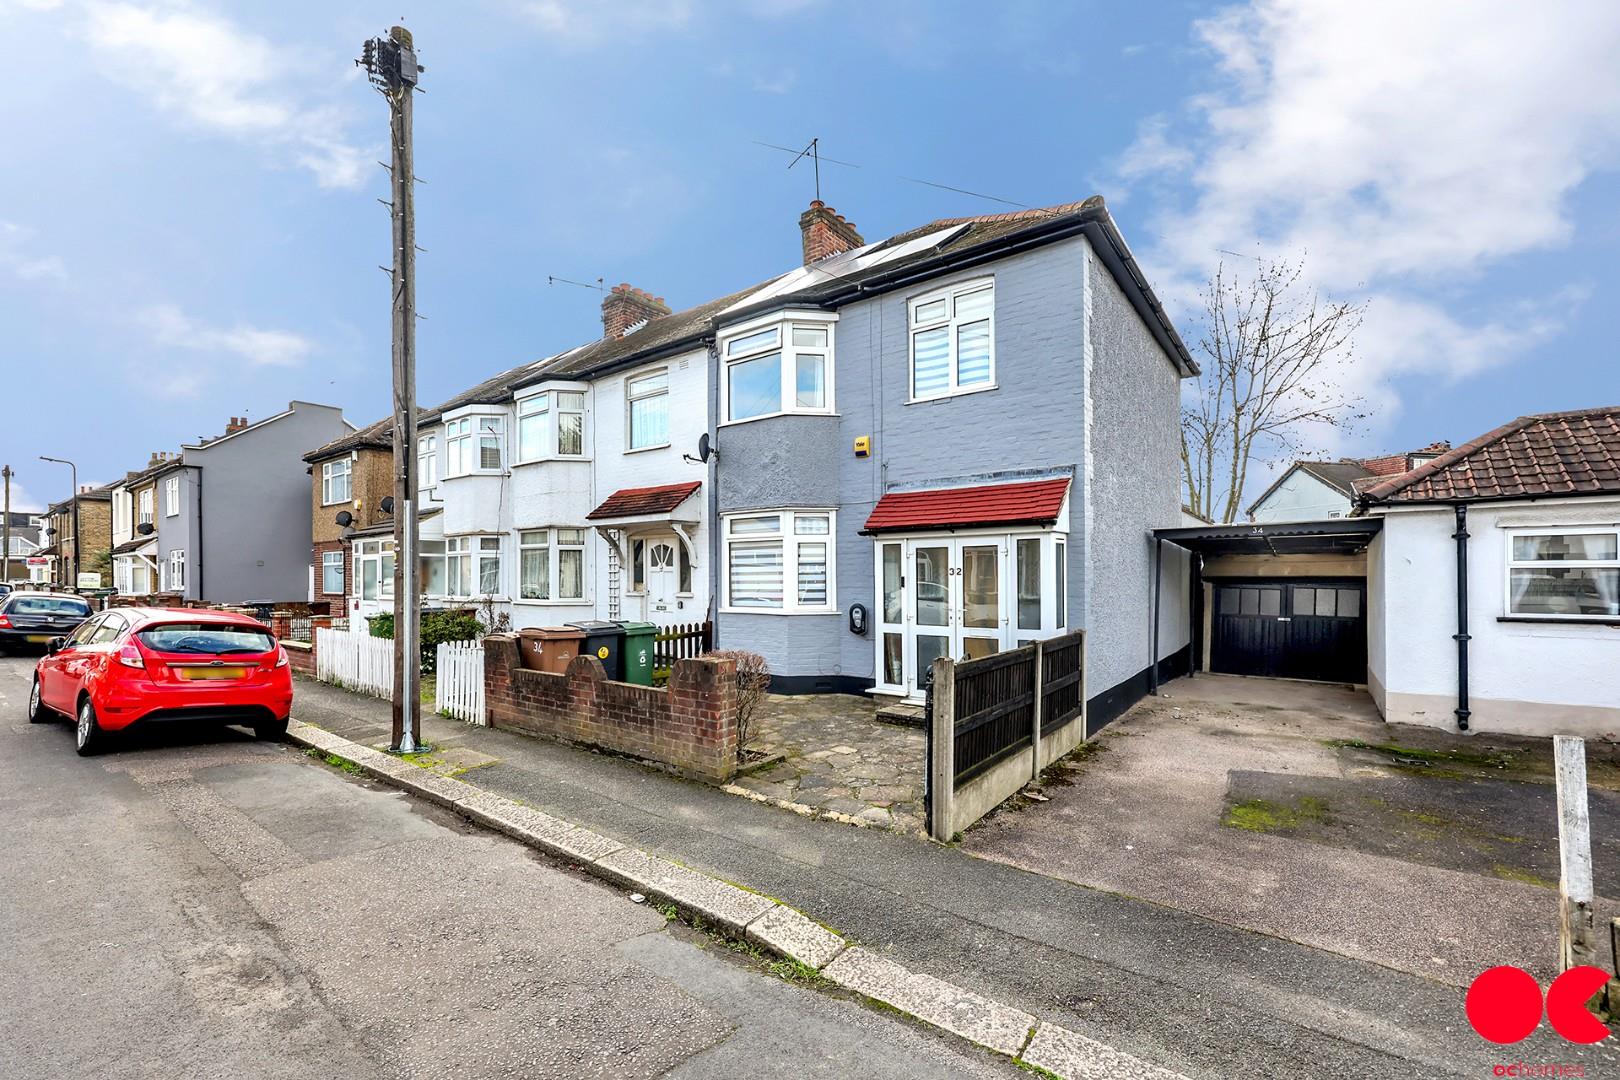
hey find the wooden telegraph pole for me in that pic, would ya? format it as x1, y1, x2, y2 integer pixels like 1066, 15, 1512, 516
359, 27, 425, 753
2, 465, 11, 583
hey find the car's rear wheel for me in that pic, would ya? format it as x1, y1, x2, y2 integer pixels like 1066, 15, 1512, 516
254, 717, 289, 741
27, 676, 50, 723
75, 698, 106, 756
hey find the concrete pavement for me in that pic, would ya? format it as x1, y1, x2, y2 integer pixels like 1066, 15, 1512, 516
0, 654, 1023, 1080
286, 672, 1620, 1078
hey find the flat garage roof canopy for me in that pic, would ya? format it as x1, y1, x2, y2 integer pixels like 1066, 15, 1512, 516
1153, 517, 1382, 557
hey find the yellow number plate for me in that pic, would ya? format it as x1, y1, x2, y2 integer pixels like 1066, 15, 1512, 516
25, 635, 51, 643
176, 667, 249, 681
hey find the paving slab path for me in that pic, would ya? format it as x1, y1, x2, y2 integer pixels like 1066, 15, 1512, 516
284, 672, 1618, 1078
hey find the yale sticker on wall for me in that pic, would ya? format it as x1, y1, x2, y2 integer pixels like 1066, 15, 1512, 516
597, 646, 609, 660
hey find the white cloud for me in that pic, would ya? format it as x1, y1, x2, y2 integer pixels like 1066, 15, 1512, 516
141, 303, 313, 368
1127, 0, 1620, 444
78, 2, 370, 189
0, 221, 67, 281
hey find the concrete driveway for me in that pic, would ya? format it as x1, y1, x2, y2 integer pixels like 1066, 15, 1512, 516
962, 673, 1620, 985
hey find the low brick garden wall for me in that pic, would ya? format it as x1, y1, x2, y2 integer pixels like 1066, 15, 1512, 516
483, 634, 739, 783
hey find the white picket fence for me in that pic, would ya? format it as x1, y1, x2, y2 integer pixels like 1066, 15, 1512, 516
435, 641, 486, 725
315, 626, 394, 698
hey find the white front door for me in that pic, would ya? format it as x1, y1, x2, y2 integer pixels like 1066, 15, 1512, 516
352, 539, 395, 622
643, 538, 680, 623
875, 534, 1024, 698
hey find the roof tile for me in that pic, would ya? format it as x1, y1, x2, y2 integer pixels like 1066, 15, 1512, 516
587, 481, 702, 521
863, 478, 1070, 533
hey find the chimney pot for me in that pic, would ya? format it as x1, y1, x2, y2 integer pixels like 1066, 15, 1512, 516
799, 200, 864, 264
601, 283, 672, 339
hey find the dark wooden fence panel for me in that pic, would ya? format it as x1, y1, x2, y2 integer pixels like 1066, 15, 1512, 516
952, 644, 1036, 787
1040, 631, 1085, 735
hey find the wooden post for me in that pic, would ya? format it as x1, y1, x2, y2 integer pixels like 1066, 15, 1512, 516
1556, 735, 1597, 970
1030, 641, 1045, 782
928, 655, 956, 843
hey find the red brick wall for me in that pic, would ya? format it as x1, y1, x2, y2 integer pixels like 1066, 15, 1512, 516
483, 634, 738, 783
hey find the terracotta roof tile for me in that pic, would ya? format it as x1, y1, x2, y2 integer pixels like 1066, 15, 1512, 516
587, 481, 702, 521
1361, 407, 1620, 504
863, 478, 1070, 533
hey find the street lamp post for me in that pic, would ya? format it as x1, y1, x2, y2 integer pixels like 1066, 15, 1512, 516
39, 456, 78, 588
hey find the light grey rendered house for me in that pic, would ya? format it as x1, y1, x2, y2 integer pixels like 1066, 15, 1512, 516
157, 403, 353, 603
709, 198, 1198, 731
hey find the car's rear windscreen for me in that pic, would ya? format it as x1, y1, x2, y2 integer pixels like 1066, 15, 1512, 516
9, 597, 90, 616
137, 623, 275, 655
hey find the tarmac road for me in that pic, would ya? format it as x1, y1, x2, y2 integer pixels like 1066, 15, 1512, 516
0, 653, 1022, 1080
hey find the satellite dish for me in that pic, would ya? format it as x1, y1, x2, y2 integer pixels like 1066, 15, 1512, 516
335, 511, 354, 527
136, 522, 154, 535
696, 433, 713, 462
380, 496, 395, 514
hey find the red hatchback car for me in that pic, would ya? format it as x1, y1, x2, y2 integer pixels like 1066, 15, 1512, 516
27, 607, 293, 755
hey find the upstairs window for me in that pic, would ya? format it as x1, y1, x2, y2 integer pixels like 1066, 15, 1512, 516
721, 318, 835, 423
626, 369, 669, 450
164, 476, 180, 517
1506, 528, 1619, 619
909, 279, 994, 401
419, 435, 438, 488
516, 391, 587, 462
321, 458, 352, 505
446, 416, 505, 476
137, 488, 153, 526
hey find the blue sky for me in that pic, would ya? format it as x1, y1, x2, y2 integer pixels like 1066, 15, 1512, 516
3, 0, 1618, 512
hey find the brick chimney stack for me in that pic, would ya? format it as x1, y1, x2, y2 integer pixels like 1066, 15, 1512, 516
601, 284, 671, 339
226, 416, 248, 434
799, 200, 864, 264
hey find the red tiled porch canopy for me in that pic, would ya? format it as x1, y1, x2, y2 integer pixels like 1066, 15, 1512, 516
587, 481, 702, 521
862, 477, 1070, 534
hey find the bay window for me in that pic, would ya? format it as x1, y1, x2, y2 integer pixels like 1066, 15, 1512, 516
322, 458, 352, 504
909, 278, 994, 401
721, 316, 835, 423
516, 391, 587, 461
626, 369, 669, 450
1506, 528, 1619, 619
722, 510, 836, 613
446, 536, 502, 597
518, 528, 587, 601
446, 416, 505, 476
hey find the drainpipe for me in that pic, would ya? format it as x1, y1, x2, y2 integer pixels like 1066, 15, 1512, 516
1452, 503, 1470, 731
191, 464, 205, 602
1150, 536, 1163, 694
706, 340, 721, 639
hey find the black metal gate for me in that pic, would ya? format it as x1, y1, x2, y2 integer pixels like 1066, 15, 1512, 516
1210, 578, 1366, 683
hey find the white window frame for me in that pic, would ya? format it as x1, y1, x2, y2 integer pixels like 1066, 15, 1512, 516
1503, 525, 1620, 621
321, 458, 352, 505
353, 539, 395, 602
720, 508, 836, 615
719, 312, 837, 426
514, 389, 588, 465
907, 277, 996, 403
137, 488, 153, 527
444, 535, 503, 599
321, 550, 344, 595
168, 549, 186, 591
625, 368, 671, 452
418, 434, 438, 489
164, 475, 180, 517
444, 413, 507, 477
516, 527, 588, 603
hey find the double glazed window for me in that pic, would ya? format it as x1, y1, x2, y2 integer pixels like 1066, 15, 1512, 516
167, 550, 186, 591
354, 539, 394, 601
723, 510, 834, 613
445, 536, 502, 597
446, 416, 505, 475
909, 279, 994, 401
1506, 528, 1619, 619
722, 319, 833, 423
626, 370, 669, 450
419, 435, 438, 488
516, 391, 586, 461
321, 550, 344, 595
322, 458, 352, 505
164, 476, 180, 517
137, 488, 153, 526
518, 528, 586, 601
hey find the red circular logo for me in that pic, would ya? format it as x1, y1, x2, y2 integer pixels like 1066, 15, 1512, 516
1466, 966, 1543, 1044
